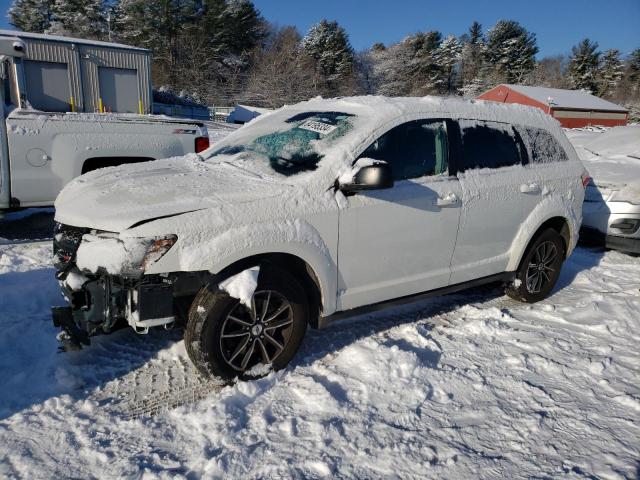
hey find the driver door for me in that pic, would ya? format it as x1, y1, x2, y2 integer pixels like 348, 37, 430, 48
337, 119, 462, 311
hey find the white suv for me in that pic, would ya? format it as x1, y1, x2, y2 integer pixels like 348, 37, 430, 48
52, 97, 587, 380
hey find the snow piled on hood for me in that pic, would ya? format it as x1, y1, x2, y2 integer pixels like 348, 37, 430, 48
54, 154, 292, 231
566, 126, 640, 189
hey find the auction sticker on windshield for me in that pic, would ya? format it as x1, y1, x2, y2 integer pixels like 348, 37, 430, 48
297, 120, 338, 135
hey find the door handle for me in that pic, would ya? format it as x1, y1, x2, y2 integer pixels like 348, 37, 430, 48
436, 193, 459, 207
519, 183, 541, 194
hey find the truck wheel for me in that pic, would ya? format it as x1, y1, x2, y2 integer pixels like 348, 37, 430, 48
185, 265, 309, 380
506, 229, 566, 303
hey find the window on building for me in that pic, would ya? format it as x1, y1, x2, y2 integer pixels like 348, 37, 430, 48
358, 119, 449, 181
23, 60, 71, 112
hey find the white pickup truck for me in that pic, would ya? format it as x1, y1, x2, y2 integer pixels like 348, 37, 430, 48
0, 30, 211, 212
0, 107, 209, 210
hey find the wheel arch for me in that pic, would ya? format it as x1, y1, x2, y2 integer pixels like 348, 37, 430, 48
508, 214, 572, 272
214, 252, 327, 329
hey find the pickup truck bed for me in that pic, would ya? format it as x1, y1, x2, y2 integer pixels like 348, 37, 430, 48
1, 109, 208, 209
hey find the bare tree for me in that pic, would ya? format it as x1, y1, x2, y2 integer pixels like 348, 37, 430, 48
242, 26, 322, 108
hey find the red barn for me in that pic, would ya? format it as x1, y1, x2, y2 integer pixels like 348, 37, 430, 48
477, 84, 628, 128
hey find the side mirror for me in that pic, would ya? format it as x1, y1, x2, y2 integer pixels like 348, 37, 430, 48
339, 163, 394, 193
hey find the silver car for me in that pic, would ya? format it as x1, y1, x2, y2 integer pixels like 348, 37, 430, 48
582, 181, 640, 254
571, 126, 640, 255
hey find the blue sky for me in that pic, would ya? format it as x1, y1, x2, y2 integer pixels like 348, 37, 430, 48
1, 0, 638, 57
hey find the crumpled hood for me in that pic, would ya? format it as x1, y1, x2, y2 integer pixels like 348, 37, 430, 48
54, 155, 292, 232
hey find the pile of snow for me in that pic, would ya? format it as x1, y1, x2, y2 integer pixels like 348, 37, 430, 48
75, 233, 152, 275
219, 266, 260, 308
0, 240, 638, 478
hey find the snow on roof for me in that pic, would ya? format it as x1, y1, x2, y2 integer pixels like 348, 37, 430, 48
235, 104, 274, 114
502, 84, 627, 112
270, 95, 561, 132
0, 28, 148, 52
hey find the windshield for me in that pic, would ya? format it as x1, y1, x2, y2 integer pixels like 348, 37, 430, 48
208, 111, 355, 176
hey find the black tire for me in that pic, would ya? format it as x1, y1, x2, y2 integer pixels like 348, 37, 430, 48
185, 264, 309, 381
506, 228, 566, 303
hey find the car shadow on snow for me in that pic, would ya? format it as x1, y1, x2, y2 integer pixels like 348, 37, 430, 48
0, 208, 55, 241
553, 245, 604, 293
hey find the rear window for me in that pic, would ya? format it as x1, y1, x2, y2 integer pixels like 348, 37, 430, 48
517, 127, 569, 164
458, 120, 522, 172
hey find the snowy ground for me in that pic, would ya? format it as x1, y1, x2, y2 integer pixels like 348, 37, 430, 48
0, 127, 639, 479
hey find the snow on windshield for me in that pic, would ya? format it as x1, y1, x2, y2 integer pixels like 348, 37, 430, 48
208, 111, 354, 176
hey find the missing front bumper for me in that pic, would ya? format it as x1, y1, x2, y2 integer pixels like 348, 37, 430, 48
53, 273, 177, 347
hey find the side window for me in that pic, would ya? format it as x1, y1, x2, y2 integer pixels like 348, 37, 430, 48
359, 119, 449, 181
517, 127, 569, 164
458, 120, 522, 172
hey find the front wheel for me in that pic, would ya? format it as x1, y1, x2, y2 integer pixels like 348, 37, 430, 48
184, 265, 309, 380
506, 229, 566, 303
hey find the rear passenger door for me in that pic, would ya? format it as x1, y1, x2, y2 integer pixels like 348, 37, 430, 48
449, 119, 543, 284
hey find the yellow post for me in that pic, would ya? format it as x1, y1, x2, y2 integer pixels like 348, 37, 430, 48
138, 99, 143, 115
69, 96, 75, 112
98, 97, 104, 113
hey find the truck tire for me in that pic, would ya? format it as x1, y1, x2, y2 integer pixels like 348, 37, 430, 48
506, 228, 566, 303
185, 265, 309, 380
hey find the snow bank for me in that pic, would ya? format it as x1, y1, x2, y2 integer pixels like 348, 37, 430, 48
219, 266, 260, 308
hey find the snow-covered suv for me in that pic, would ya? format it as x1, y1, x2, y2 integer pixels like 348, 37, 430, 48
52, 96, 587, 380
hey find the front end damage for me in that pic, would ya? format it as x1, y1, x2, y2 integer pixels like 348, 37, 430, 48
52, 222, 200, 351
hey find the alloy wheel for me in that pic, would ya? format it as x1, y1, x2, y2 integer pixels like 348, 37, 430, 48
525, 241, 558, 294
219, 290, 294, 371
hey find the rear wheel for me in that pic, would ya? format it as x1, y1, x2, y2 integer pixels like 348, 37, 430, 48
185, 265, 309, 380
506, 228, 566, 303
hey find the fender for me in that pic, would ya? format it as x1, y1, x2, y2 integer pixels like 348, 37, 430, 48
506, 195, 580, 272
146, 218, 339, 316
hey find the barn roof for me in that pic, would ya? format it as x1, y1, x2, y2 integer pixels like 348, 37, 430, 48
502, 84, 628, 112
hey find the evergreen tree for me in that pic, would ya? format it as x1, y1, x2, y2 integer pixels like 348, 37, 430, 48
597, 49, 624, 97
627, 48, 640, 94
8, 0, 55, 33
113, 0, 201, 86
459, 22, 487, 97
434, 35, 462, 94
404, 31, 443, 95
568, 39, 600, 92
471, 22, 482, 44
301, 19, 355, 94
46, 0, 108, 39
484, 20, 538, 84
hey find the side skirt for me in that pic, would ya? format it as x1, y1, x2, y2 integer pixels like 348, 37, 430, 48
318, 272, 515, 329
